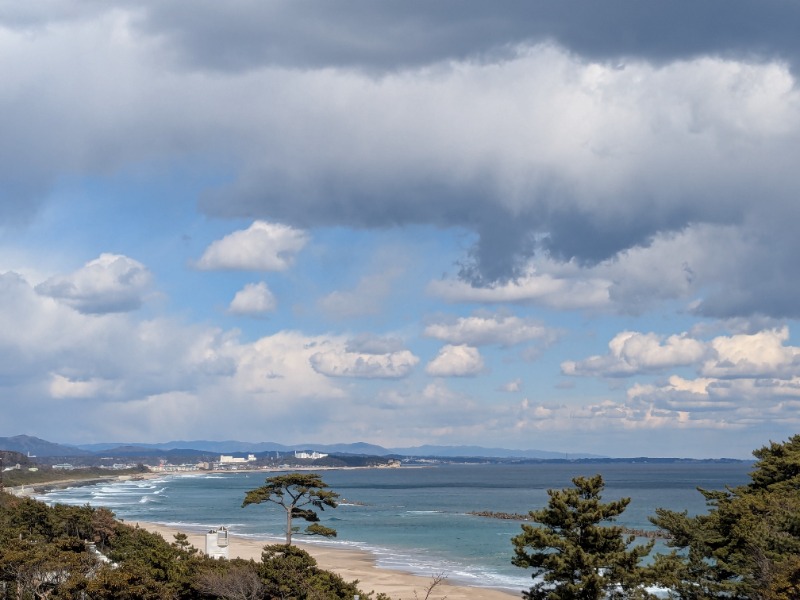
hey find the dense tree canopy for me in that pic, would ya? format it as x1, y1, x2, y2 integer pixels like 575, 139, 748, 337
511, 436, 800, 600
512, 474, 655, 600
650, 434, 800, 600
0, 488, 368, 599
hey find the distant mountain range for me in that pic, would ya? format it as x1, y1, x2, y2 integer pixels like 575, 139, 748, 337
0, 435, 92, 457
0, 435, 600, 459
76, 439, 596, 459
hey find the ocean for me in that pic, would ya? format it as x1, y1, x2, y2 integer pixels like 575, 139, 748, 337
36, 461, 753, 593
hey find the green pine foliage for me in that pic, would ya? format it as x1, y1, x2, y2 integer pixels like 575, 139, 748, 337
0, 489, 370, 599
512, 436, 800, 600
242, 472, 340, 546
257, 544, 361, 600
650, 434, 800, 600
512, 474, 656, 600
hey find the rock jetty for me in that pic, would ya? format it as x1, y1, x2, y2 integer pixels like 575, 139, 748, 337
467, 511, 670, 539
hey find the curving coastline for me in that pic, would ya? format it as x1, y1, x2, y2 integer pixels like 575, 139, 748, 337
19, 473, 522, 598
5, 473, 162, 497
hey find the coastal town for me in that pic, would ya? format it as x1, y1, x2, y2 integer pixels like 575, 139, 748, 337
1, 443, 402, 499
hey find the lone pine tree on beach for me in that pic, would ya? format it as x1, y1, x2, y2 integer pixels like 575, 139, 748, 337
242, 472, 339, 546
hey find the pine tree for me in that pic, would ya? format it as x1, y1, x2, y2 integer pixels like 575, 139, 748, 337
651, 434, 800, 600
512, 474, 655, 600
242, 472, 339, 545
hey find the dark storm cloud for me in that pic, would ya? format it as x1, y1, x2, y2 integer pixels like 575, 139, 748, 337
0, 1, 109, 28
128, 0, 800, 73
695, 222, 800, 319
3, 2, 800, 317
199, 172, 543, 283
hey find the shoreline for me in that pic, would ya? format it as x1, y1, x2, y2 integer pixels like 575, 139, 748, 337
6, 465, 418, 497
6, 472, 165, 497
136, 520, 520, 599
20, 470, 524, 598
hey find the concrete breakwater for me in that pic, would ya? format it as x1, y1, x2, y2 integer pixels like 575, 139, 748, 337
467, 511, 670, 539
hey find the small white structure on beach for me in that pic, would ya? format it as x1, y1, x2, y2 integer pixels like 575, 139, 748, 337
205, 526, 229, 559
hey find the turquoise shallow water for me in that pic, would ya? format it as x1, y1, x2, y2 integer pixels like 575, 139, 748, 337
37, 461, 752, 593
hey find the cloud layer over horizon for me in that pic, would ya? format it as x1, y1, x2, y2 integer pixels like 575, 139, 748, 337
1, 2, 799, 457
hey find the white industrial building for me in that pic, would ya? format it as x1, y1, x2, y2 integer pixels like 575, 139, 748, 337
219, 454, 256, 464
294, 450, 328, 460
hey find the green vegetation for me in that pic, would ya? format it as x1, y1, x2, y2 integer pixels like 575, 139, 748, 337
649, 434, 800, 600
242, 473, 340, 546
1, 465, 148, 489
512, 474, 655, 600
0, 451, 149, 490
512, 434, 800, 600
0, 490, 371, 599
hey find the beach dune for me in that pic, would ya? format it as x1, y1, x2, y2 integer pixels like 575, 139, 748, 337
138, 522, 520, 600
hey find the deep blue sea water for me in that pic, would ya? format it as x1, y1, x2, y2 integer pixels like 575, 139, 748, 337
37, 462, 752, 593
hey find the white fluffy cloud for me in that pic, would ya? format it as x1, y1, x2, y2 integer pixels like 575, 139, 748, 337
553, 327, 800, 448
0, 270, 352, 440
424, 312, 553, 347
562, 331, 708, 377
228, 282, 277, 316
196, 221, 308, 271
2, 270, 228, 400
87, 330, 353, 442
428, 269, 611, 310
309, 348, 419, 379
564, 327, 800, 380
627, 375, 800, 418
701, 327, 800, 379
499, 378, 522, 393
4, 258, 797, 453
508, 396, 737, 438
34, 253, 152, 314
426, 344, 485, 377
48, 373, 120, 399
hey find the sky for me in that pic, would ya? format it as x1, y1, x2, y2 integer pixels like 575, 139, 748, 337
1, 1, 800, 458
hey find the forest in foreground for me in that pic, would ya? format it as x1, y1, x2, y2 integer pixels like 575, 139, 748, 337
0, 489, 373, 600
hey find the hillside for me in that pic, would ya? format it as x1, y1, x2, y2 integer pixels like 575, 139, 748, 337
0, 435, 90, 458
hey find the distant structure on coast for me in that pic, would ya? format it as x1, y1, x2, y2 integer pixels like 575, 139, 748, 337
219, 454, 256, 464
205, 526, 229, 559
294, 450, 328, 460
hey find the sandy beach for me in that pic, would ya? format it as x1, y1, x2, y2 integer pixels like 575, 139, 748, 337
14, 472, 523, 597
138, 521, 521, 600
